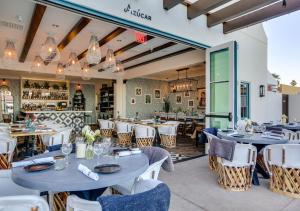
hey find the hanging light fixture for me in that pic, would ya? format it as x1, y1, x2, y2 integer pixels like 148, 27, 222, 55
0, 79, 9, 92
40, 36, 60, 62
56, 63, 65, 79
86, 35, 101, 65
81, 62, 91, 80
113, 60, 124, 73
169, 68, 198, 93
2, 40, 17, 63
67, 52, 78, 66
31, 55, 44, 71
104, 48, 116, 70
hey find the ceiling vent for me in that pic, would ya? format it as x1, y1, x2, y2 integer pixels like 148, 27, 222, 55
0, 20, 24, 31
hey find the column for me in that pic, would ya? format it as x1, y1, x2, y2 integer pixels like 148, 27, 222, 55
114, 78, 127, 118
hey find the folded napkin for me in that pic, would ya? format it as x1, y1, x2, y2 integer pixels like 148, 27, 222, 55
118, 150, 142, 157
78, 164, 99, 181
12, 157, 54, 168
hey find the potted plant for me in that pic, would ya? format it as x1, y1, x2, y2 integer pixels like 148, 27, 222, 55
43, 81, 50, 89
24, 80, 30, 89
61, 83, 67, 90
52, 84, 60, 90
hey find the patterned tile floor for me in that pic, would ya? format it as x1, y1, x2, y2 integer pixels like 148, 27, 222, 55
165, 136, 205, 163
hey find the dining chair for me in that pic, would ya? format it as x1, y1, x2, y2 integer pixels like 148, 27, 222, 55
217, 143, 257, 191
135, 125, 155, 148
0, 137, 16, 169
263, 144, 300, 198
67, 180, 170, 211
41, 127, 73, 148
158, 125, 177, 148
98, 119, 114, 138
115, 121, 134, 146
203, 131, 219, 172
282, 129, 297, 141
0, 195, 49, 211
112, 147, 172, 195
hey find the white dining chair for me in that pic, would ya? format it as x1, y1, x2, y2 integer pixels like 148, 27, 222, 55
0, 195, 49, 211
41, 127, 73, 147
217, 143, 257, 191
112, 156, 167, 195
115, 121, 134, 146
203, 131, 220, 172
263, 144, 300, 198
158, 125, 177, 148
282, 129, 298, 141
135, 125, 156, 147
67, 180, 164, 211
98, 119, 114, 138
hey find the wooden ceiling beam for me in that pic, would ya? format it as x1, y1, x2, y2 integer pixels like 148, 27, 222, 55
77, 27, 126, 61
92, 35, 155, 68
207, 0, 279, 27
187, 0, 231, 20
45, 17, 91, 65
125, 47, 195, 71
224, 0, 300, 34
122, 42, 177, 64
163, 0, 185, 10
19, 4, 47, 63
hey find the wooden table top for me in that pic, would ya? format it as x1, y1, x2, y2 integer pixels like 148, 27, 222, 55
10, 130, 57, 137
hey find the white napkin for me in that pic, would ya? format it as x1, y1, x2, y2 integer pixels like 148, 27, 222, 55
12, 157, 54, 168
78, 164, 99, 181
118, 150, 142, 157
227, 131, 238, 136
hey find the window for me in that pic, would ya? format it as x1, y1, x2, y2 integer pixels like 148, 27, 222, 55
240, 82, 250, 119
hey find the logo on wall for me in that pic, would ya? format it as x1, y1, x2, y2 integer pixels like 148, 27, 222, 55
124, 4, 152, 21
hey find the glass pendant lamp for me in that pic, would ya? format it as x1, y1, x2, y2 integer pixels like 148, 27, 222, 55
31, 55, 44, 71
86, 35, 101, 65
114, 60, 124, 73
81, 62, 91, 80
2, 40, 17, 64
104, 48, 116, 70
40, 36, 60, 62
56, 63, 65, 79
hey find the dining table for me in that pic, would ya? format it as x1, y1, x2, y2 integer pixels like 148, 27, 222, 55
217, 130, 288, 185
11, 150, 149, 209
265, 123, 300, 132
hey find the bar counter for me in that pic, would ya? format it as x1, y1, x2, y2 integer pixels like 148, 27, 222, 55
22, 110, 92, 133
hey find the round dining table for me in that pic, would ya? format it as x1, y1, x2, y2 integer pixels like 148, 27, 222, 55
12, 151, 149, 193
217, 131, 288, 145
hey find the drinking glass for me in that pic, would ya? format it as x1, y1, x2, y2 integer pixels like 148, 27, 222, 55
94, 142, 104, 165
62, 143, 72, 165
260, 125, 266, 133
103, 138, 112, 156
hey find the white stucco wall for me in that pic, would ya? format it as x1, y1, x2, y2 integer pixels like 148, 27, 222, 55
289, 94, 300, 121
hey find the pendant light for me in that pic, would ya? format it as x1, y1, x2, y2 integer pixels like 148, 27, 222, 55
104, 48, 116, 70
31, 55, 44, 71
67, 52, 78, 66
2, 40, 17, 63
86, 35, 101, 65
56, 63, 65, 79
114, 60, 124, 73
40, 36, 60, 62
81, 62, 91, 80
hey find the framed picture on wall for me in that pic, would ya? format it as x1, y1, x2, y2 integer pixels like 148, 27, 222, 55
154, 89, 161, 99
184, 91, 190, 97
198, 88, 206, 107
188, 100, 194, 107
176, 94, 182, 104
135, 87, 142, 96
145, 94, 152, 104
131, 98, 136, 104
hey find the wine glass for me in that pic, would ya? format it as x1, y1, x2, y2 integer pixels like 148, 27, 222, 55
94, 142, 104, 165
62, 143, 72, 165
260, 125, 266, 133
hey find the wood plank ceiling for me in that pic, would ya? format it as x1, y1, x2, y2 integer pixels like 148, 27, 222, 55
165, 0, 300, 34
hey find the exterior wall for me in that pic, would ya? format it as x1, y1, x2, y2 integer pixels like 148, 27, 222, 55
289, 94, 300, 121
279, 84, 300, 95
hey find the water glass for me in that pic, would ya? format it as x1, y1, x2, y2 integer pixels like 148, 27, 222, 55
260, 125, 266, 133
94, 142, 104, 165
62, 143, 72, 165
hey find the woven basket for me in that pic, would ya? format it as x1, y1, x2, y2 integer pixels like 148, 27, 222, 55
160, 134, 176, 148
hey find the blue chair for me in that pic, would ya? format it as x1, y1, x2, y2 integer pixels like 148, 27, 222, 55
67, 179, 170, 211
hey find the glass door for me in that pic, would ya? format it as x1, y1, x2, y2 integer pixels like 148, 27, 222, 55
206, 41, 237, 129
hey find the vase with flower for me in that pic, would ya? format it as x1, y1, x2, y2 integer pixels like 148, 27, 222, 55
81, 125, 101, 160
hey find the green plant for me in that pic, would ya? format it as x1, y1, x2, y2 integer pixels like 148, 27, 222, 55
43, 81, 50, 89
61, 83, 67, 90
24, 80, 30, 88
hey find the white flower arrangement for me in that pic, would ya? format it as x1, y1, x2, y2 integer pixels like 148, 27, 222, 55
82, 125, 101, 145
